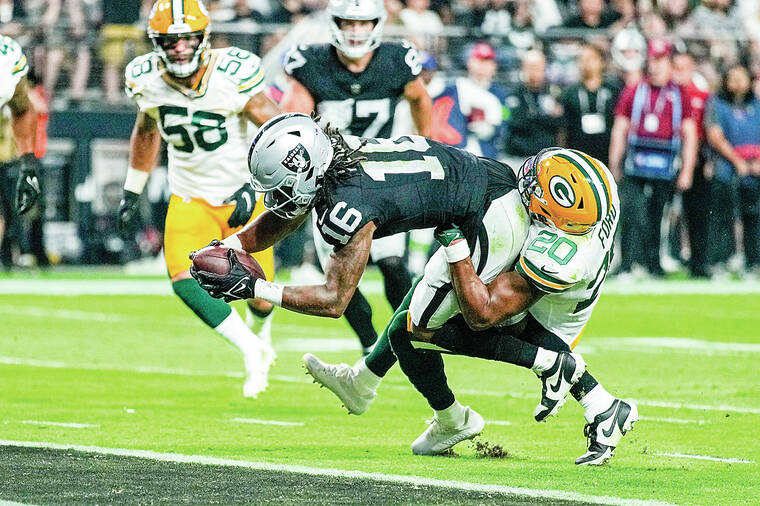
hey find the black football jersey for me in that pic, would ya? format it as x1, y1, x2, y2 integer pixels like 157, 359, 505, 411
313, 135, 517, 248
283, 42, 421, 138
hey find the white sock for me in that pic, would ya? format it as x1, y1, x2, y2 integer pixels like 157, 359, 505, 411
354, 357, 382, 392
215, 310, 261, 355
436, 400, 466, 427
580, 384, 616, 423
531, 348, 558, 374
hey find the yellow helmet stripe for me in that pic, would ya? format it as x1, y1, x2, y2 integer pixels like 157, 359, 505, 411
570, 149, 613, 215
555, 153, 603, 223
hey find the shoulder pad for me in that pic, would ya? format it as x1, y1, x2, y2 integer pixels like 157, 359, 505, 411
283, 44, 322, 76
124, 53, 160, 99
215, 47, 266, 94
0, 36, 28, 77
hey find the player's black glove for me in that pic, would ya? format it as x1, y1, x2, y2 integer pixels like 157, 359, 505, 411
16, 153, 42, 215
190, 248, 255, 302
118, 190, 141, 235
223, 183, 256, 228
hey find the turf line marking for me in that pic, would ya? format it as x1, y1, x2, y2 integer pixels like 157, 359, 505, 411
638, 416, 707, 425
3, 359, 757, 415
486, 420, 513, 426
654, 452, 755, 464
0, 440, 672, 506
231, 418, 304, 427
18, 420, 99, 429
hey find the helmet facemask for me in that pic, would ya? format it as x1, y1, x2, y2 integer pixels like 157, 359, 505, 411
260, 174, 319, 219
327, 0, 387, 59
151, 30, 209, 78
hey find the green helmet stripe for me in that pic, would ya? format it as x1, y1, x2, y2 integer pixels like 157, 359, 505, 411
555, 153, 602, 223
570, 149, 612, 214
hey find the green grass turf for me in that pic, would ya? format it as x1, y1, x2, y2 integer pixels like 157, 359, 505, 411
0, 276, 758, 505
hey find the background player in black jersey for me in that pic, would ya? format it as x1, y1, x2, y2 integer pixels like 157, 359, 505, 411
191, 113, 587, 455
280, 0, 432, 355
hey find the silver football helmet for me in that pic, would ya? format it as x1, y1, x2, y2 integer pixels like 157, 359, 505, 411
248, 113, 334, 219
327, 0, 386, 59
612, 26, 646, 73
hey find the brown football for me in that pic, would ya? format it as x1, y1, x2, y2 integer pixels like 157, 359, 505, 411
192, 245, 267, 280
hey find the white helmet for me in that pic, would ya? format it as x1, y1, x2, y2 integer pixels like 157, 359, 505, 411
327, 0, 386, 59
248, 113, 334, 219
612, 26, 646, 73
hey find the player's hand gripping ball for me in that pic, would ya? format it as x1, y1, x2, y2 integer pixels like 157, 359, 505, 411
189, 240, 266, 301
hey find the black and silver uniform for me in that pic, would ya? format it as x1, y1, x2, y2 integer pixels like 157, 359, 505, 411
283, 42, 421, 138
313, 135, 517, 248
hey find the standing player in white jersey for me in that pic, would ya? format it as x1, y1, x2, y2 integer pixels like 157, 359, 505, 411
119, 0, 281, 398
0, 35, 41, 216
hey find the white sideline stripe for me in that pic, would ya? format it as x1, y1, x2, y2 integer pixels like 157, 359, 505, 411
3, 358, 758, 415
654, 452, 755, 464
0, 278, 759, 296
18, 420, 99, 429
639, 416, 707, 425
0, 440, 672, 506
231, 418, 304, 427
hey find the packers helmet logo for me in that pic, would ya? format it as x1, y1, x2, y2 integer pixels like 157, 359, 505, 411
549, 176, 576, 208
282, 144, 313, 179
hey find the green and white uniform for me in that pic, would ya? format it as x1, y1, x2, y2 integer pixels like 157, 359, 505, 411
0, 36, 29, 107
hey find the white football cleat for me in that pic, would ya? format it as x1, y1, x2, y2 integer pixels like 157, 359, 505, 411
534, 351, 586, 422
302, 353, 376, 414
575, 398, 639, 466
411, 407, 485, 456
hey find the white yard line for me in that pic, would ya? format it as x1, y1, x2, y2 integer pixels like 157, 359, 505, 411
654, 452, 755, 464
0, 439, 673, 506
2, 358, 758, 414
231, 418, 305, 427
638, 416, 707, 425
18, 420, 99, 429
486, 420, 513, 426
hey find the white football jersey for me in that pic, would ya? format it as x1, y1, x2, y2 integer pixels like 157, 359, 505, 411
515, 165, 619, 345
0, 36, 29, 108
125, 47, 267, 206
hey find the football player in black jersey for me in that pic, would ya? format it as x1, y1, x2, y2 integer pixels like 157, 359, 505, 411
191, 113, 588, 455
280, 0, 432, 355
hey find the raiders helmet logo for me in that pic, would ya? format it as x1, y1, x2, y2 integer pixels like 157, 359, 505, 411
281, 143, 313, 178
549, 176, 576, 208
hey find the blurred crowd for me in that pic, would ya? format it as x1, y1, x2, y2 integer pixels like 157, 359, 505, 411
0, 0, 759, 279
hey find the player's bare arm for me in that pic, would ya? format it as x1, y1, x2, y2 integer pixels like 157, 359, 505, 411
404, 76, 432, 137
9, 76, 42, 214
449, 259, 541, 331
231, 210, 309, 253
242, 91, 282, 127
281, 221, 375, 317
7, 77, 36, 154
118, 111, 161, 235
281, 77, 315, 114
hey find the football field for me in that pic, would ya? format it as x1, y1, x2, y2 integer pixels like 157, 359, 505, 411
0, 271, 758, 505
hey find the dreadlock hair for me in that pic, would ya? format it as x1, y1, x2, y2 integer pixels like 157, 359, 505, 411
314, 120, 367, 209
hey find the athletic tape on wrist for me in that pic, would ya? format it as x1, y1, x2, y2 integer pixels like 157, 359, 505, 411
124, 167, 150, 194
254, 279, 283, 306
444, 240, 470, 263
221, 234, 243, 251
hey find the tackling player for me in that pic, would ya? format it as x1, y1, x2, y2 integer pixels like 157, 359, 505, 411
306, 148, 638, 465
119, 0, 281, 397
280, 0, 432, 355
191, 113, 586, 452
0, 35, 41, 216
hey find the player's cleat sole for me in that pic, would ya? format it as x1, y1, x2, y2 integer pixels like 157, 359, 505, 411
575, 398, 638, 466
302, 353, 376, 415
411, 407, 485, 456
534, 352, 586, 422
